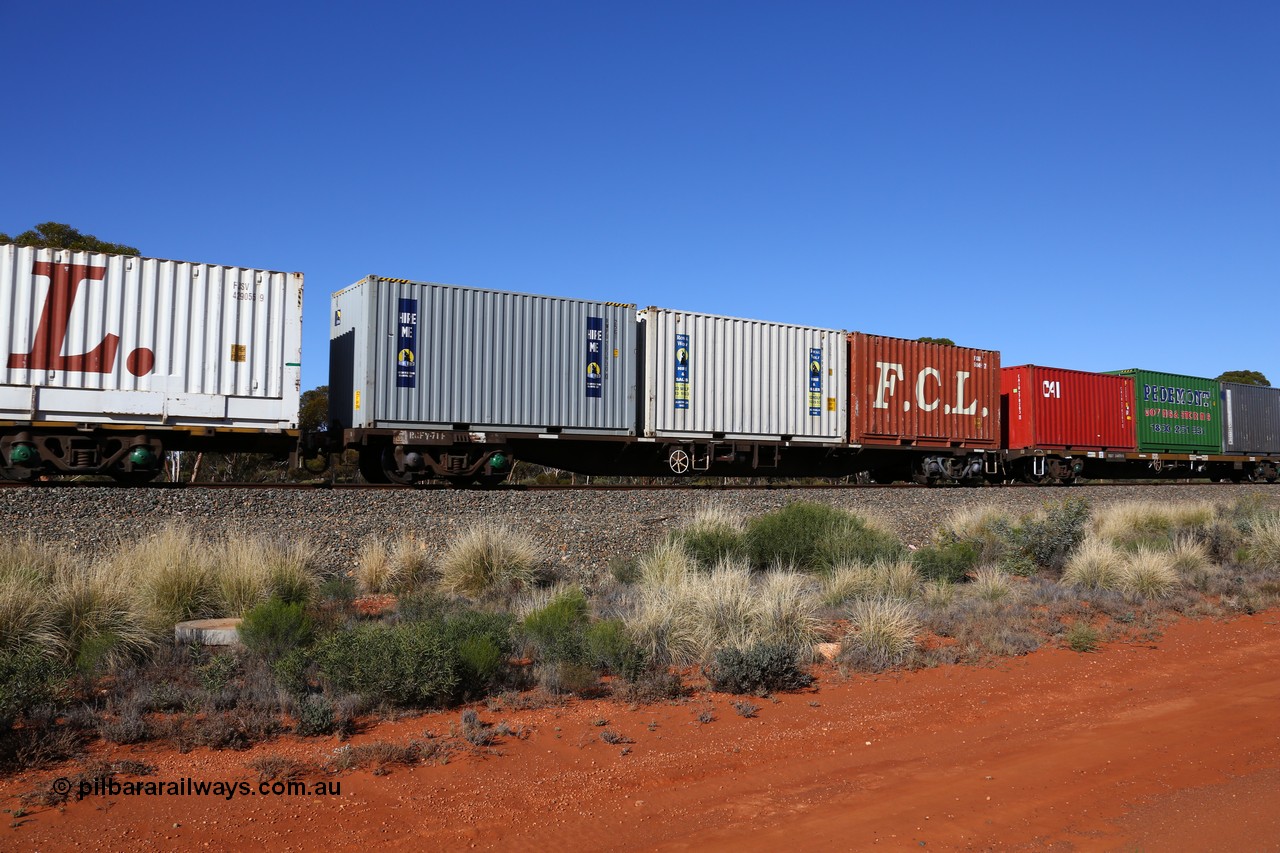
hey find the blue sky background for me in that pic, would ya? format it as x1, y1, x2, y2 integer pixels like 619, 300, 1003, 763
3, 1, 1276, 392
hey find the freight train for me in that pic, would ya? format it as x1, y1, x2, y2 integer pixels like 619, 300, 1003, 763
2, 242, 1278, 486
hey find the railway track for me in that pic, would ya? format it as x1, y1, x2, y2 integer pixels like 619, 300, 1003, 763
0, 478, 1259, 491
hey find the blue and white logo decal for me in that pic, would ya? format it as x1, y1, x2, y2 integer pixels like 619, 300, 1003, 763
396, 298, 417, 389
808, 348, 822, 416
674, 333, 690, 410
586, 316, 604, 398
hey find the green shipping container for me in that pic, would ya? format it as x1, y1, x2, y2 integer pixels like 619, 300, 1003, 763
1108, 369, 1222, 454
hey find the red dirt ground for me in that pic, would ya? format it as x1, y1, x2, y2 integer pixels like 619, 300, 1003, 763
3, 612, 1279, 851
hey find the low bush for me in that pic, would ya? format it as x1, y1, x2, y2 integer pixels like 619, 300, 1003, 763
585, 619, 649, 681
912, 541, 979, 583
707, 643, 813, 695
1014, 497, 1091, 570
293, 694, 335, 736
671, 506, 746, 569
522, 587, 589, 666
239, 597, 314, 662
746, 501, 900, 571
0, 645, 70, 728
315, 622, 459, 707
444, 610, 516, 699
1065, 621, 1100, 653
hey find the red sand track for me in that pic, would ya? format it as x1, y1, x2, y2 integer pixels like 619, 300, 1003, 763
3, 612, 1279, 851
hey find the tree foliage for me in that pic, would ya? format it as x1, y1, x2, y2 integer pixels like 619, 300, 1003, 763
916, 336, 956, 346
1216, 370, 1270, 387
0, 222, 139, 255
299, 386, 329, 432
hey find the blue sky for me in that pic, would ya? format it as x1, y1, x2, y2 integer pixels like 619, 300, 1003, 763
3, 1, 1276, 392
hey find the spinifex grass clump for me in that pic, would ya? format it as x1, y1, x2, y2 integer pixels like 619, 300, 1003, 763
669, 505, 746, 569
1094, 500, 1216, 551
437, 522, 542, 600
356, 535, 436, 594
625, 551, 823, 667
1061, 539, 1124, 591
822, 560, 920, 605
840, 597, 919, 672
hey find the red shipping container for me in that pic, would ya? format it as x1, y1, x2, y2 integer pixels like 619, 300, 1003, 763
848, 334, 1000, 447
1001, 365, 1136, 451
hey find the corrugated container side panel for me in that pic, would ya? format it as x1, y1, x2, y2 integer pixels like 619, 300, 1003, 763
0, 244, 300, 427
1220, 382, 1280, 454
641, 308, 846, 441
1001, 366, 1136, 451
345, 278, 634, 433
1111, 369, 1221, 453
849, 334, 1000, 447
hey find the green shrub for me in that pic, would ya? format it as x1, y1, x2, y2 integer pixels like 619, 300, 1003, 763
1065, 621, 1100, 653
813, 519, 906, 569
239, 598, 314, 662
585, 619, 648, 681
744, 501, 851, 570
1014, 497, 1091, 569
707, 643, 813, 695
0, 645, 69, 727
293, 695, 335, 736
443, 611, 516, 698
522, 588, 589, 666
673, 525, 746, 570
315, 622, 460, 707
196, 652, 240, 693
273, 648, 312, 697
912, 541, 979, 583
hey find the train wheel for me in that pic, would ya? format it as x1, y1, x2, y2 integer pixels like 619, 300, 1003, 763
667, 447, 691, 475
358, 447, 391, 484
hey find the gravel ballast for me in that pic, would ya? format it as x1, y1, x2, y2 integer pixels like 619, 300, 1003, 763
5, 484, 1277, 583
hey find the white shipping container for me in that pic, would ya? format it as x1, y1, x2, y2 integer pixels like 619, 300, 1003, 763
640, 307, 846, 443
0, 243, 302, 431
330, 276, 636, 435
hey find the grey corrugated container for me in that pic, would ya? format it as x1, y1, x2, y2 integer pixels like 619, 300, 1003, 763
0, 243, 301, 430
639, 307, 846, 442
330, 276, 636, 434
1220, 382, 1280, 454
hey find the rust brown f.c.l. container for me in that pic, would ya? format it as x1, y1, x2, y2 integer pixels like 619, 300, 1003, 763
847, 333, 1000, 447
1002, 365, 1136, 452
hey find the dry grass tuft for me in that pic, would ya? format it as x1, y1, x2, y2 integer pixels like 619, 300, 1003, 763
841, 598, 920, 671
822, 559, 919, 605
1095, 500, 1216, 548
1061, 538, 1124, 591
971, 566, 1013, 602
437, 522, 542, 598
1117, 548, 1180, 600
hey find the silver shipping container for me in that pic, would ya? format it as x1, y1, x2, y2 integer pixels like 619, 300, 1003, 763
331, 276, 636, 434
0, 243, 302, 430
1220, 381, 1280, 454
639, 307, 846, 442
